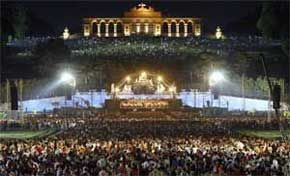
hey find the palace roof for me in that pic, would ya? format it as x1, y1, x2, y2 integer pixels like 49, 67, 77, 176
124, 3, 162, 18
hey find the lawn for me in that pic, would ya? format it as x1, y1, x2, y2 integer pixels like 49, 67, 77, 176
239, 130, 290, 140
0, 129, 57, 139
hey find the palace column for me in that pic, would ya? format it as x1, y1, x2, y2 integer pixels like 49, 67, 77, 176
105, 23, 109, 37
97, 23, 101, 37
184, 23, 188, 37
145, 23, 149, 34
136, 23, 141, 33
168, 23, 172, 37
176, 23, 180, 37
114, 23, 117, 37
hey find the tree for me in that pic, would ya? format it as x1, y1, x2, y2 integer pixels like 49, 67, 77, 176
26, 10, 55, 36
1, 3, 15, 43
12, 6, 27, 39
230, 51, 251, 75
257, 2, 289, 55
32, 39, 70, 76
257, 2, 289, 104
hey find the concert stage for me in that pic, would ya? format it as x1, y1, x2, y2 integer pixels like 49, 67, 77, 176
15, 71, 271, 112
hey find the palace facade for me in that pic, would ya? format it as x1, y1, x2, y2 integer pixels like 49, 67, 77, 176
83, 3, 201, 37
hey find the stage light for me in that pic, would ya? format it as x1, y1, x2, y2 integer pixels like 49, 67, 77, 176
126, 76, 131, 82
209, 71, 225, 86
141, 71, 147, 77
157, 76, 163, 82
169, 86, 175, 92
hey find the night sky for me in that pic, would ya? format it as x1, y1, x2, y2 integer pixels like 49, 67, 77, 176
2, 1, 263, 34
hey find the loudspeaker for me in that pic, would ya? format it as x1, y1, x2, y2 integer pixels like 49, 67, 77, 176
212, 87, 219, 100
10, 81, 18, 110
272, 84, 281, 109
65, 87, 73, 100
213, 93, 219, 100
66, 91, 72, 100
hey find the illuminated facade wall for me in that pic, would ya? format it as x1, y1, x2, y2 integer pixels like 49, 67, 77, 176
83, 3, 201, 37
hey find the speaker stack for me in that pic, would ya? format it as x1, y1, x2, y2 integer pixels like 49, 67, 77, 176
10, 80, 18, 110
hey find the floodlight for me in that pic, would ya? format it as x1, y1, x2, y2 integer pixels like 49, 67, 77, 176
209, 71, 225, 86
61, 72, 74, 82
60, 72, 76, 87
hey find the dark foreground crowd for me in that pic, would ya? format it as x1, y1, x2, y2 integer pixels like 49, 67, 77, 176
1, 112, 290, 176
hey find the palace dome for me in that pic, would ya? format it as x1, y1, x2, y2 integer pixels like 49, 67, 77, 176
124, 3, 162, 18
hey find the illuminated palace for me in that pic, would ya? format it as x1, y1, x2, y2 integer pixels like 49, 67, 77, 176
83, 3, 201, 37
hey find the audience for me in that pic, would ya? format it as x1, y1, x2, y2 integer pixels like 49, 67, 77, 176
7, 35, 280, 59
1, 112, 289, 176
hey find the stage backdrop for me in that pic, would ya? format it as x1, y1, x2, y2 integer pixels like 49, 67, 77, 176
20, 90, 270, 112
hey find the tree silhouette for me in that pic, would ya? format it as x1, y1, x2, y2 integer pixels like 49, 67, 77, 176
12, 6, 27, 39
257, 2, 289, 56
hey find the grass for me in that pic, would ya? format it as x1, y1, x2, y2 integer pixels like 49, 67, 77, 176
239, 130, 290, 140
0, 129, 58, 139
1, 129, 289, 140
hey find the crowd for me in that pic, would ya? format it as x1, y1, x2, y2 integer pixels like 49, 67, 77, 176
7, 35, 280, 59
6, 36, 54, 49
68, 35, 279, 58
1, 112, 290, 176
